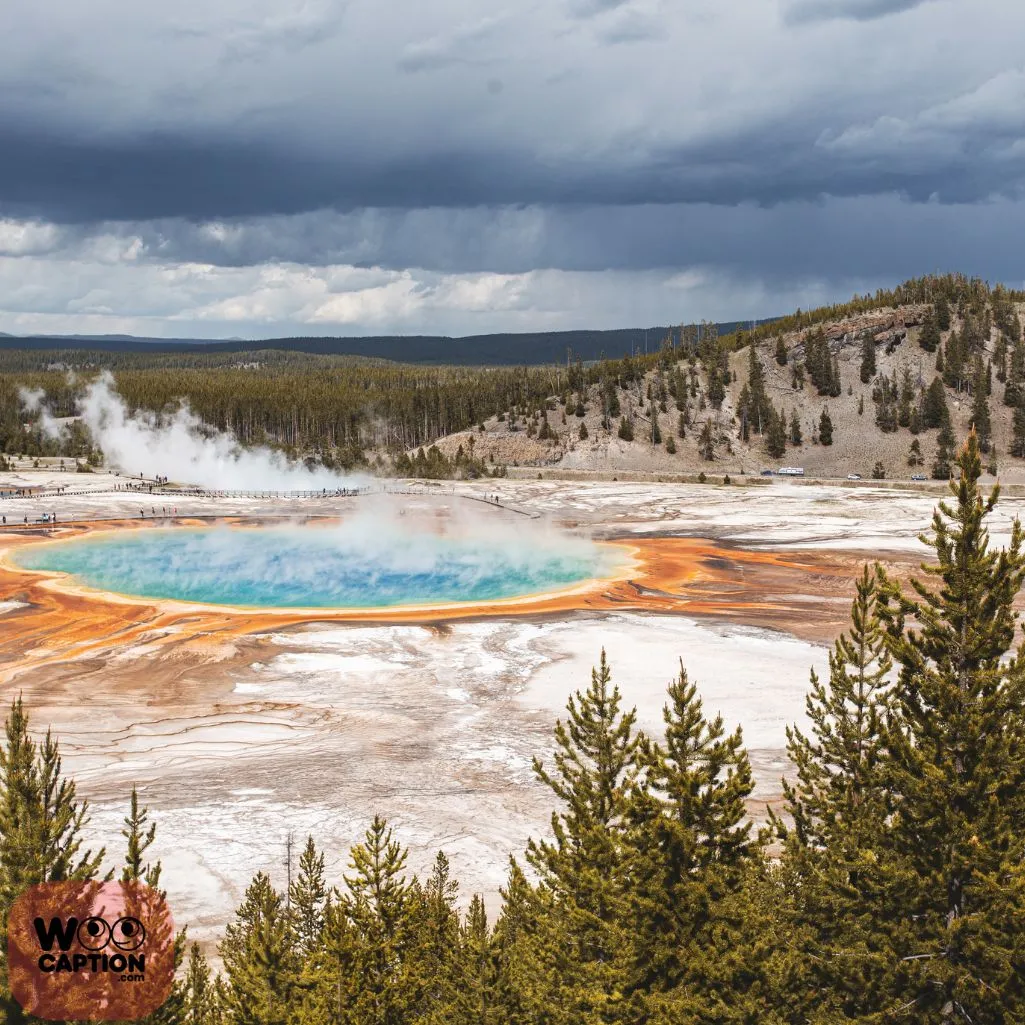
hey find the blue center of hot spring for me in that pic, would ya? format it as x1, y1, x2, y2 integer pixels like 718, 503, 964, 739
16, 525, 616, 609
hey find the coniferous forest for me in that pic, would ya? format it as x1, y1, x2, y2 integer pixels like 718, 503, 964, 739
2, 432, 1025, 1022
3, 273, 1022, 479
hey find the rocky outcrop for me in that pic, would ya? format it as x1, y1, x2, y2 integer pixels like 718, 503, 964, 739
818, 304, 930, 348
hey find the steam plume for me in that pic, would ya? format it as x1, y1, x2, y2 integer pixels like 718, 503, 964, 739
44, 373, 368, 490
18, 385, 66, 439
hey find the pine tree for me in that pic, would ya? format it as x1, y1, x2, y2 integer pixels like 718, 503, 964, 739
450, 894, 494, 1025
830, 356, 842, 397
873, 432, 1025, 1020
789, 410, 802, 446
775, 336, 788, 366
935, 294, 952, 331
290, 835, 328, 962
819, 407, 834, 446
490, 860, 567, 1025
737, 384, 752, 441
746, 346, 772, 432
526, 649, 639, 1021
943, 329, 967, 391
122, 785, 160, 888
699, 420, 715, 461
805, 329, 837, 395
1012, 398, 1025, 458
778, 567, 894, 1018
405, 852, 463, 1020
707, 369, 725, 409
617, 417, 633, 442
183, 942, 218, 1025
650, 403, 661, 445
970, 358, 992, 453
122, 786, 189, 1025
1006, 336, 1025, 407
766, 407, 786, 459
860, 334, 877, 383
0, 698, 105, 1019
624, 664, 760, 1021
932, 413, 956, 479
919, 307, 941, 352
343, 816, 417, 1024
664, 434, 676, 454
578, 421, 588, 441
907, 439, 923, 466
923, 377, 949, 429
220, 872, 299, 1025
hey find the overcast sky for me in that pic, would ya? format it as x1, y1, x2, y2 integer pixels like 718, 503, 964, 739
1, 0, 1022, 338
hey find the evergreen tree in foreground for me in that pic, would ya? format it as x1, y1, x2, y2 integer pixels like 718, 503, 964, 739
873, 430, 1025, 1020
0, 698, 106, 1021
182, 942, 219, 1025
526, 649, 639, 1021
220, 872, 299, 1025
624, 663, 766, 1023
122, 785, 189, 1025
289, 835, 328, 963
778, 566, 894, 1019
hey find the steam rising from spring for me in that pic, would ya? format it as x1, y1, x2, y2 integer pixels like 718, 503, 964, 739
18, 505, 617, 609
26, 372, 367, 491
17, 386, 65, 440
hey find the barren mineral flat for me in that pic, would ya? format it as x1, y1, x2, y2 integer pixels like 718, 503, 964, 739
3, 473, 1021, 949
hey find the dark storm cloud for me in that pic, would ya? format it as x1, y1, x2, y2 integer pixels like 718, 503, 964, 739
783, 0, 936, 24
0, 0, 1021, 227
59, 196, 1025, 288
2, 99, 1023, 225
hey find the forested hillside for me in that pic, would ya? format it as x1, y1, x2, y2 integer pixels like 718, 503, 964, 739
3, 274, 1025, 481
3, 436, 1025, 1022
435, 274, 1025, 481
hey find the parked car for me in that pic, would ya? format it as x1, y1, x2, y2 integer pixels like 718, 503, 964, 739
847, 473, 862, 480
911, 474, 927, 481
760, 469, 774, 476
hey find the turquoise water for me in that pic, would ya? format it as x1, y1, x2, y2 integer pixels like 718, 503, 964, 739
16, 526, 614, 609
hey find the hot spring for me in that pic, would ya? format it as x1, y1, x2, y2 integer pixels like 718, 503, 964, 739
15, 523, 620, 609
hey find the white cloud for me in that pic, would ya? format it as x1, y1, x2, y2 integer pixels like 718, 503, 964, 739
0, 220, 64, 256
0, 239, 884, 339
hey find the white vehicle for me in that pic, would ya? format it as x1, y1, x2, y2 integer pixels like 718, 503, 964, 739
847, 473, 862, 480
777, 466, 805, 476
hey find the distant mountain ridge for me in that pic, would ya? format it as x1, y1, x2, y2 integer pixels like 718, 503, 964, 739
0, 320, 777, 366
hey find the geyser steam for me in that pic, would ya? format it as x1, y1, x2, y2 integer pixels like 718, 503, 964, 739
25, 373, 367, 491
